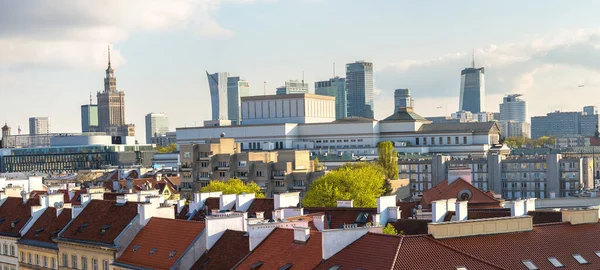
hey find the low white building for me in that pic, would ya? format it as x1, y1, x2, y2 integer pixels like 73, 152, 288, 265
241, 93, 336, 125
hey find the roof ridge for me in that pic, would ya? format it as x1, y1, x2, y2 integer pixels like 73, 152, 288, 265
423, 236, 507, 270
150, 217, 206, 224
531, 221, 568, 227
390, 234, 404, 270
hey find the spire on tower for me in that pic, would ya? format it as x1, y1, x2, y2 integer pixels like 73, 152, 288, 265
108, 45, 111, 66
471, 48, 475, 68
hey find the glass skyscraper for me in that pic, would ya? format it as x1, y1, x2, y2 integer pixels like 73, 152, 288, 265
145, 113, 169, 144
346, 61, 374, 119
315, 77, 347, 119
394, 88, 414, 110
207, 72, 250, 124
80, 104, 98, 132
459, 64, 485, 113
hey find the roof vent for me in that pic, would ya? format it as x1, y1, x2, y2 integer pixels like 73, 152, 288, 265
279, 263, 293, 270
250, 261, 264, 270
169, 250, 178, 259
99, 225, 111, 235
77, 222, 89, 233
132, 245, 140, 252
149, 248, 157, 256
10, 218, 20, 228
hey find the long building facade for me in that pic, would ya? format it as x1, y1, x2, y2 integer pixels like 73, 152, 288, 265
531, 109, 600, 139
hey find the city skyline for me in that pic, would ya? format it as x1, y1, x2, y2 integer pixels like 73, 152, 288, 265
2, 1, 600, 140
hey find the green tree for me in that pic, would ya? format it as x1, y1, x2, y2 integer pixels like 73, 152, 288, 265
382, 223, 398, 235
378, 141, 398, 195
303, 162, 386, 208
156, 143, 177, 153
313, 157, 322, 171
200, 179, 265, 198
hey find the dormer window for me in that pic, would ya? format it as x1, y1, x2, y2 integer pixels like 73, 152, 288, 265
99, 225, 111, 235
77, 222, 89, 233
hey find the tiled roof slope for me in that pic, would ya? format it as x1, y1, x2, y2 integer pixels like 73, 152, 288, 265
175, 205, 189, 220
116, 218, 205, 270
0, 197, 39, 237
20, 208, 72, 247
420, 179, 501, 208
438, 222, 600, 269
247, 198, 274, 219
204, 197, 220, 212
59, 200, 138, 245
235, 228, 322, 269
304, 207, 376, 229
316, 233, 402, 270
193, 230, 249, 269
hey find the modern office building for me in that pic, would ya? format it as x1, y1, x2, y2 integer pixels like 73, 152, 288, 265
207, 72, 250, 124
498, 120, 531, 138
151, 131, 176, 147
399, 153, 592, 199
145, 113, 169, 144
97, 47, 135, 137
394, 88, 414, 110
179, 137, 322, 198
584, 105, 598, 116
531, 108, 600, 139
451, 110, 473, 122
315, 77, 347, 119
178, 107, 504, 158
240, 93, 336, 125
81, 104, 98, 132
346, 61, 374, 119
459, 57, 485, 113
0, 134, 155, 173
499, 94, 529, 138
29, 117, 51, 135
276, 80, 309, 95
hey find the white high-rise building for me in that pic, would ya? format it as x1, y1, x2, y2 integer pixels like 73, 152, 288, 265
145, 113, 169, 144
207, 72, 250, 124
499, 94, 529, 138
28, 117, 51, 135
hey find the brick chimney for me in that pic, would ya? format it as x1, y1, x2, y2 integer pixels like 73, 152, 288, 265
293, 227, 310, 243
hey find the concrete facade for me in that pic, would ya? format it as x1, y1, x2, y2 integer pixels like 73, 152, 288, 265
531, 109, 600, 139
240, 94, 336, 125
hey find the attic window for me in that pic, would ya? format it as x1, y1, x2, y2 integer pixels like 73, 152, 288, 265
279, 263, 293, 270
169, 250, 178, 259
10, 218, 20, 228
132, 245, 140, 252
99, 225, 111, 235
328, 266, 341, 270
149, 248, 157, 256
250, 261, 264, 270
50, 229, 61, 237
522, 260, 539, 270
547, 257, 564, 268
355, 212, 369, 223
573, 254, 589, 264
35, 227, 45, 233
77, 222, 89, 233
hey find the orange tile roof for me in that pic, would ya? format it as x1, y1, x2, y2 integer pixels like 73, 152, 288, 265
247, 198, 274, 219
59, 200, 138, 245
20, 208, 72, 247
116, 218, 205, 270
421, 179, 501, 208
204, 198, 220, 212
193, 230, 249, 269
236, 228, 322, 269
316, 233, 402, 270
0, 197, 39, 237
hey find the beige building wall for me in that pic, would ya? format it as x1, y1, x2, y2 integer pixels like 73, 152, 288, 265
57, 242, 114, 270
16, 245, 58, 270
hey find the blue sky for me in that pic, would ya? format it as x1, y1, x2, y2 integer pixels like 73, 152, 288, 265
2, 0, 600, 142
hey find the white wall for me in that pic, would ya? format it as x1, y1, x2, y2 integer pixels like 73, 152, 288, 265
321, 226, 383, 260
205, 214, 246, 250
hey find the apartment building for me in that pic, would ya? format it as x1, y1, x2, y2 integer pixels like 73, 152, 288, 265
179, 138, 322, 199
401, 154, 592, 200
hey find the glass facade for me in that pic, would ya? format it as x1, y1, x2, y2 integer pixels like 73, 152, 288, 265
315, 77, 347, 119
346, 61, 374, 119
81, 105, 98, 132
459, 67, 485, 113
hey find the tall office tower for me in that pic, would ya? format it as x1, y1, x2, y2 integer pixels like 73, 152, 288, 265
499, 94, 528, 123
81, 104, 98, 132
394, 88, 414, 110
459, 54, 485, 113
28, 117, 51, 135
584, 105, 598, 116
276, 80, 309, 95
145, 113, 169, 144
97, 46, 133, 136
227, 77, 250, 125
346, 61, 374, 119
315, 77, 347, 119
207, 72, 250, 124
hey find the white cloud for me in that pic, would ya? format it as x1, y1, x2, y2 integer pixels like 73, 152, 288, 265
196, 19, 235, 38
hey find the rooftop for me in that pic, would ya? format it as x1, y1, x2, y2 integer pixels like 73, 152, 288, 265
192, 230, 249, 269
420, 178, 501, 208
316, 233, 402, 270
303, 207, 376, 229
0, 197, 39, 237
382, 107, 428, 122
19, 208, 72, 248
116, 218, 205, 270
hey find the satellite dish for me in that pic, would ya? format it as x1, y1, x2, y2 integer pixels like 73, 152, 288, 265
220, 132, 226, 138
20, 190, 27, 198
54, 202, 64, 209
457, 189, 473, 201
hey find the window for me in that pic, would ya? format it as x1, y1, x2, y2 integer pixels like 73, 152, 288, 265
92, 258, 98, 270
456, 267, 468, 270
256, 171, 263, 177
183, 152, 191, 159
82, 256, 88, 270
447, 137, 451, 144
431, 137, 435, 145
28, 253, 32, 264
439, 137, 443, 145
103, 260, 109, 270
573, 254, 588, 264
547, 257, 564, 267
522, 260, 539, 270
2, 244, 5, 255
219, 172, 226, 178
200, 162, 209, 168
10, 245, 14, 256
424, 137, 427, 145
463, 136, 467, 144
455, 137, 459, 144
20, 251, 24, 262
72, 255, 78, 269
43, 256, 47, 267
52, 258, 56, 269
274, 181, 284, 187
35, 254, 39, 266
415, 138, 420, 145
238, 161, 247, 167
62, 254, 68, 266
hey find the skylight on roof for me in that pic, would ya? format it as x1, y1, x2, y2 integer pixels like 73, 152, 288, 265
250, 261, 264, 270
0, 217, 6, 223
10, 218, 20, 228
328, 266, 341, 270
522, 260, 539, 270
149, 248, 157, 256
132, 245, 140, 252
547, 257, 564, 268
77, 222, 89, 233
573, 254, 589, 264
169, 250, 178, 259
279, 263, 293, 270
99, 225, 111, 235
355, 212, 369, 223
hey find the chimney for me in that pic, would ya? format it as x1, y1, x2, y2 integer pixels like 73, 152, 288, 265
507, 200, 526, 217
322, 225, 383, 260
448, 167, 472, 184
293, 227, 310, 243
337, 200, 353, 208
524, 198, 536, 213
376, 195, 398, 226
22, 190, 30, 204
220, 194, 236, 211
156, 174, 162, 182
313, 214, 325, 231
126, 179, 133, 193
455, 200, 468, 221
255, 212, 264, 219
431, 200, 448, 222
274, 192, 300, 210
236, 193, 256, 212
116, 195, 128, 204
80, 194, 92, 206
112, 180, 120, 192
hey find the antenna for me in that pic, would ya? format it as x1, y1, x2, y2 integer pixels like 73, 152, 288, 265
89, 92, 92, 105
302, 71, 305, 85
471, 48, 475, 68
108, 45, 111, 65
333, 62, 335, 77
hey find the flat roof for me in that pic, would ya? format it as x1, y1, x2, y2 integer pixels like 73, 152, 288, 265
241, 93, 335, 101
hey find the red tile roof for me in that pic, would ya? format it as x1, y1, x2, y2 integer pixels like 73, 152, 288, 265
20, 208, 72, 246
103, 192, 125, 201
29, 190, 48, 200
193, 230, 249, 269
204, 198, 220, 212
0, 197, 39, 237
437, 222, 600, 270
304, 207, 376, 229
236, 228, 322, 269
175, 205, 190, 220
69, 188, 88, 205
116, 218, 205, 270
247, 198, 274, 219
316, 233, 402, 270
420, 179, 501, 208
59, 200, 138, 245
